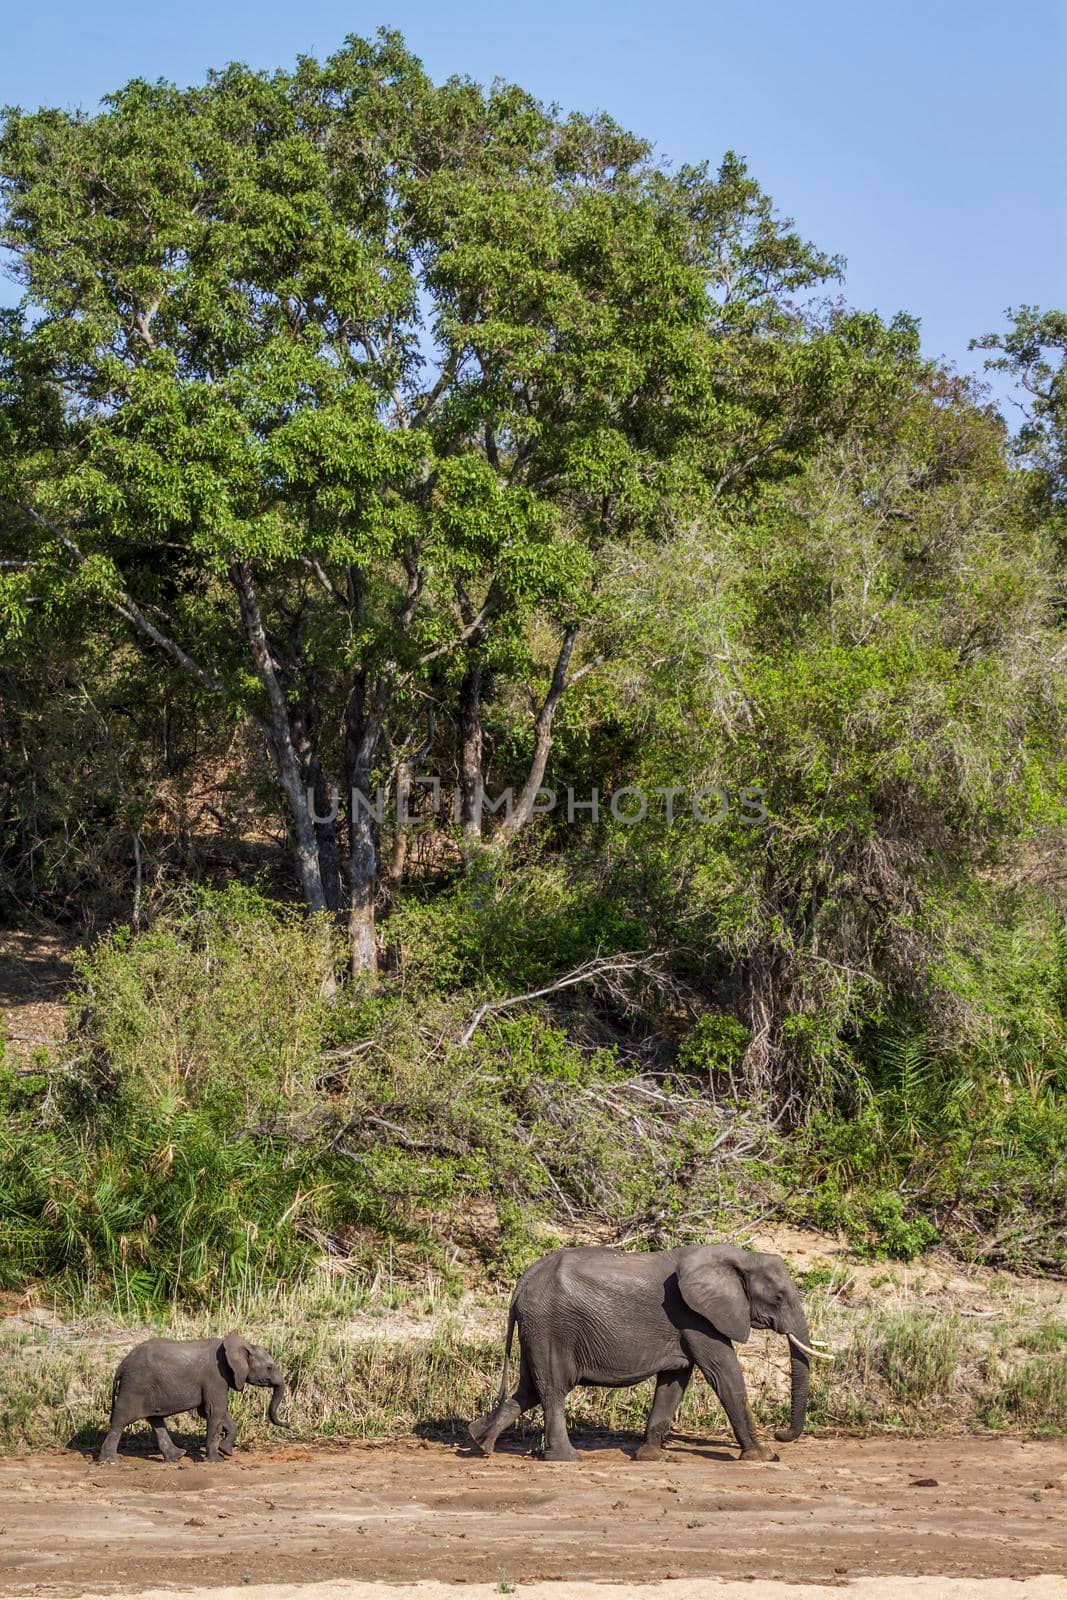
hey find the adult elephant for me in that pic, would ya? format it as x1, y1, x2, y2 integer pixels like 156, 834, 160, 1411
469, 1244, 831, 1463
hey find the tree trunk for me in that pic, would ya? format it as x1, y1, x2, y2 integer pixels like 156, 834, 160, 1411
292, 698, 343, 914
388, 757, 413, 886
344, 667, 391, 980
307, 757, 343, 913
458, 659, 484, 848
346, 763, 378, 979
496, 624, 578, 845
231, 561, 328, 914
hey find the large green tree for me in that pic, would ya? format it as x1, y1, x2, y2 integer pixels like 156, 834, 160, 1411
591, 355, 1067, 1104
0, 32, 839, 971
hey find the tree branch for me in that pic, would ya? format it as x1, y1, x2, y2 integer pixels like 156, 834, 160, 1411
458, 952, 660, 1047
24, 509, 228, 698
300, 556, 349, 607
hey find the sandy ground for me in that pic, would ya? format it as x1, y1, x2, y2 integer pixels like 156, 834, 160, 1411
1, 1435, 1065, 1596
17, 1583, 1067, 1600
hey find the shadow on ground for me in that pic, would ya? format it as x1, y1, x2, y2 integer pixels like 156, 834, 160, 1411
413, 1417, 738, 1462
67, 1425, 213, 1463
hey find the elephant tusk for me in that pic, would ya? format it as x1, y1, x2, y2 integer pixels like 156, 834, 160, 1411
788, 1333, 834, 1362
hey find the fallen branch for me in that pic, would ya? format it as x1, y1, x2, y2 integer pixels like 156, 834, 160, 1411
458, 952, 663, 1048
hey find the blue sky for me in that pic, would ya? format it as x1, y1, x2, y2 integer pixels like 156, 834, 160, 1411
1, 0, 1063, 413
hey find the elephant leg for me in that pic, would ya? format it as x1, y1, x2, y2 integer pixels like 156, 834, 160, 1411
203, 1405, 228, 1463
218, 1416, 238, 1457
689, 1337, 778, 1462
148, 1415, 186, 1463
470, 1363, 537, 1456
97, 1421, 126, 1464
634, 1366, 693, 1462
540, 1390, 579, 1463
98, 1394, 137, 1464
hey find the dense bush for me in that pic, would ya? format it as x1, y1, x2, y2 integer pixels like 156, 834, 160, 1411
0, 887, 778, 1306
2, 886, 1064, 1310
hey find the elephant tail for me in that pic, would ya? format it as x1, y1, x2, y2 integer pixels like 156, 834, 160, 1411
496, 1300, 518, 1405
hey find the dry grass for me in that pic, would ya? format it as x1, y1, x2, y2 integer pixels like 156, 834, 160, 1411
2, 1292, 1064, 1457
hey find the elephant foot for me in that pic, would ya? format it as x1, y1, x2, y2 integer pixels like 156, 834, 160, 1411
633, 1441, 665, 1462
468, 1415, 491, 1445
542, 1445, 580, 1463
97, 1455, 117, 1466
739, 1445, 780, 1463
161, 1448, 187, 1464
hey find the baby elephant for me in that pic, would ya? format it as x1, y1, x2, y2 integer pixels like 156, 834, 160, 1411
99, 1331, 288, 1463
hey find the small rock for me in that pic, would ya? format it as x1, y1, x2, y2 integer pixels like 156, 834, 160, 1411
910, 1477, 938, 1487
184, 1516, 206, 1528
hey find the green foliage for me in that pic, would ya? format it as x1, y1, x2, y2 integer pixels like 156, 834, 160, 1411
2, 867, 1065, 1300
860, 1194, 939, 1263
677, 1013, 751, 1079
0, 32, 843, 949
386, 861, 643, 994
0, 890, 773, 1304
69, 881, 341, 1110
973, 306, 1067, 511
0, 36, 1065, 1308
794, 1083, 1067, 1268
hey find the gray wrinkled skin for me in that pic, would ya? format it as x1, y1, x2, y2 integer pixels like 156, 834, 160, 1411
469, 1244, 812, 1463
98, 1332, 287, 1463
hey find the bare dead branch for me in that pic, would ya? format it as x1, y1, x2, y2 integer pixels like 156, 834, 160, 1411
458, 952, 663, 1047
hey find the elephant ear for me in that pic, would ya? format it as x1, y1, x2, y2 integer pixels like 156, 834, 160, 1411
676, 1252, 751, 1344
222, 1331, 250, 1392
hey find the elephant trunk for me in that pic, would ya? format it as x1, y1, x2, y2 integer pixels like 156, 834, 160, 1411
775, 1342, 811, 1443
775, 1309, 813, 1443
267, 1379, 289, 1428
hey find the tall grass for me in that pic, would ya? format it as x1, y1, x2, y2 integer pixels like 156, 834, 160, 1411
2, 1300, 1063, 1456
